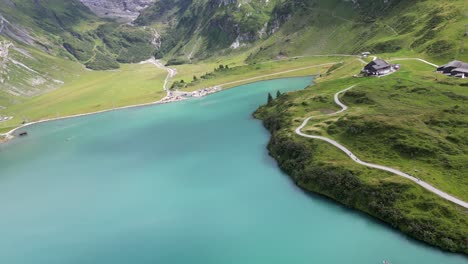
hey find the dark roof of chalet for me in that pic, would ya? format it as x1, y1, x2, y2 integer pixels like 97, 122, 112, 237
365, 59, 391, 70
452, 67, 468, 74
441, 60, 468, 69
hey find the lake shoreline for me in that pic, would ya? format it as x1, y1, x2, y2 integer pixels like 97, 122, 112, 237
1, 76, 465, 263
253, 86, 468, 255
0, 75, 314, 144
0, 86, 221, 144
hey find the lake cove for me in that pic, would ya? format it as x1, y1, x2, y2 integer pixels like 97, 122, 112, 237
0, 77, 466, 264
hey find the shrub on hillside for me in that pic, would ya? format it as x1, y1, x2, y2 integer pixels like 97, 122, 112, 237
411, 30, 436, 49
84, 51, 119, 70
166, 58, 190, 66
370, 39, 402, 53
101, 26, 155, 63
62, 33, 95, 62
343, 91, 375, 105
270, 134, 312, 175
393, 14, 416, 34
425, 40, 454, 56
326, 62, 344, 75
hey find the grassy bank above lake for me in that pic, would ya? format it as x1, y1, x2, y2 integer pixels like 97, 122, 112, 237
254, 61, 468, 253
0, 56, 343, 134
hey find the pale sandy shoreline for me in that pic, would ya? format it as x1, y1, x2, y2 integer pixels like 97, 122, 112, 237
0, 60, 333, 143
0, 86, 224, 143
0, 58, 218, 143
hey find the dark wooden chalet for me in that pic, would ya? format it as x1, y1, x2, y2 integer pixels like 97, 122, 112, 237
437, 60, 468, 75
451, 67, 468, 78
362, 59, 392, 76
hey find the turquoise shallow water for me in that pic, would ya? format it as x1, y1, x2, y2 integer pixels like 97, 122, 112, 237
0, 77, 466, 264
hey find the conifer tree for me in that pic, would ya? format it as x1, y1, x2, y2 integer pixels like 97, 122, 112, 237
267, 93, 273, 104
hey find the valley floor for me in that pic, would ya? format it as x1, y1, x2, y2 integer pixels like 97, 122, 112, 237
0, 56, 347, 134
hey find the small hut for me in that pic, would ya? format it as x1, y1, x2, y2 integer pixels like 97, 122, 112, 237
450, 68, 468, 78
362, 59, 392, 76
437, 60, 468, 76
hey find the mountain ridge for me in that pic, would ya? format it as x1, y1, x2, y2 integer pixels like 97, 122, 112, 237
133, 0, 466, 64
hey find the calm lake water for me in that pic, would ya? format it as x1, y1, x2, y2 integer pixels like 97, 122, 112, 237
0, 77, 466, 264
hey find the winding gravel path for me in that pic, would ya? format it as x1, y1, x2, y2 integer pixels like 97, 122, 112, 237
295, 86, 468, 209
217, 63, 335, 88
389, 58, 439, 68
143, 58, 177, 92
1, 59, 179, 140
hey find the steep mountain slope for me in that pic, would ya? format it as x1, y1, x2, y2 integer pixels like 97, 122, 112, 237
0, 0, 159, 98
0, 0, 85, 99
136, 0, 467, 63
251, 0, 467, 63
80, 0, 155, 22
0, 39, 66, 97
0, 0, 165, 118
0, 0, 159, 69
136, 0, 280, 62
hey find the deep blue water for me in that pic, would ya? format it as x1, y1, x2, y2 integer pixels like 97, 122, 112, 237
0, 77, 466, 264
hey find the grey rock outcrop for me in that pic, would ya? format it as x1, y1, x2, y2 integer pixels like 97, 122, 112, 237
79, 0, 155, 22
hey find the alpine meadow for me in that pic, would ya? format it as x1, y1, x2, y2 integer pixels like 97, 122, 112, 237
0, 0, 467, 262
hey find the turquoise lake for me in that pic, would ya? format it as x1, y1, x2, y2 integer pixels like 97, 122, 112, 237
0, 77, 466, 264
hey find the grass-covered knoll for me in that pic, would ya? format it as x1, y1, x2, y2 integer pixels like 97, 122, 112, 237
329, 64, 468, 200
0, 63, 167, 133
254, 60, 468, 253
171, 56, 348, 91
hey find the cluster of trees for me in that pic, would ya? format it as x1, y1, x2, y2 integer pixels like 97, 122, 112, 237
267, 90, 283, 104
214, 64, 229, 71
170, 64, 234, 89
255, 96, 467, 253
170, 79, 186, 89
269, 134, 312, 176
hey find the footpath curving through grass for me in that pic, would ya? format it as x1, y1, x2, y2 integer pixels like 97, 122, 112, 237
173, 56, 350, 91
254, 59, 468, 253
295, 85, 467, 208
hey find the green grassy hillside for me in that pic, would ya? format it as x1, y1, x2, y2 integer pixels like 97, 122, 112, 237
0, 0, 158, 71
0, 0, 467, 254
254, 59, 468, 253
0, 62, 167, 133
250, 0, 467, 63
0, 0, 162, 121
136, 0, 467, 64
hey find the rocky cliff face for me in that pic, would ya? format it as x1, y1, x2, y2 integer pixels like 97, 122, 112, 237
79, 0, 155, 22
0, 15, 37, 46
